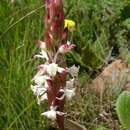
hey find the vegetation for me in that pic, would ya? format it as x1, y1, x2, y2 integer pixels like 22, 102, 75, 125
0, 0, 130, 129
116, 91, 130, 130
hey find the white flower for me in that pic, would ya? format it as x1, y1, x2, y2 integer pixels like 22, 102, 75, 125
57, 79, 75, 100
64, 88, 75, 100
34, 50, 49, 61
68, 65, 79, 78
41, 50, 49, 60
65, 79, 75, 99
66, 78, 74, 88
37, 93, 48, 105
46, 63, 66, 76
57, 88, 75, 100
41, 106, 64, 120
47, 63, 58, 77
31, 84, 48, 104
32, 75, 49, 85
41, 109, 56, 120
40, 93, 48, 101
31, 84, 46, 96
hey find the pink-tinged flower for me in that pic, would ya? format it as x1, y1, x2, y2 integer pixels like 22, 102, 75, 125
41, 106, 64, 120
57, 67, 66, 74
58, 41, 76, 54
67, 65, 79, 78
36, 40, 47, 50
38, 64, 48, 69
36, 64, 48, 76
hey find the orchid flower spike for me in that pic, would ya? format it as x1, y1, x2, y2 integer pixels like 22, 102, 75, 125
31, 0, 79, 130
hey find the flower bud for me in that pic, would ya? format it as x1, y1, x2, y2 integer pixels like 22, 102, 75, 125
37, 40, 47, 50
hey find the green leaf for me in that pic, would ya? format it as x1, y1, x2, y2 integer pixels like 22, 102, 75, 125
122, 18, 130, 30
116, 91, 130, 130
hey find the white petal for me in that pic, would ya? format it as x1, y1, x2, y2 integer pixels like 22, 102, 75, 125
31, 85, 46, 96
41, 109, 57, 120
40, 41, 46, 50
67, 41, 71, 45
37, 93, 48, 105
47, 63, 58, 77
58, 45, 66, 53
66, 79, 74, 89
65, 88, 75, 100
34, 51, 48, 61
41, 93, 48, 101
34, 54, 45, 59
56, 111, 65, 116
33, 75, 49, 85
56, 89, 65, 100
41, 50, 49, 60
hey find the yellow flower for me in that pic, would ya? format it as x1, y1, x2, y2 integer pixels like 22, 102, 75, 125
64, 19, 75, 30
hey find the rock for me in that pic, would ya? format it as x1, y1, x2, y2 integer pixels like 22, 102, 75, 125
87, 59, 130, 94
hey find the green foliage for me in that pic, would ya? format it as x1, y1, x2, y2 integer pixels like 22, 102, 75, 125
123, 18, 130, 30
0, 0, 49, 129
64, 0, 130, 71
116, 91, 130, 130
94, 126, 109, 130
0, 0, 130, 129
